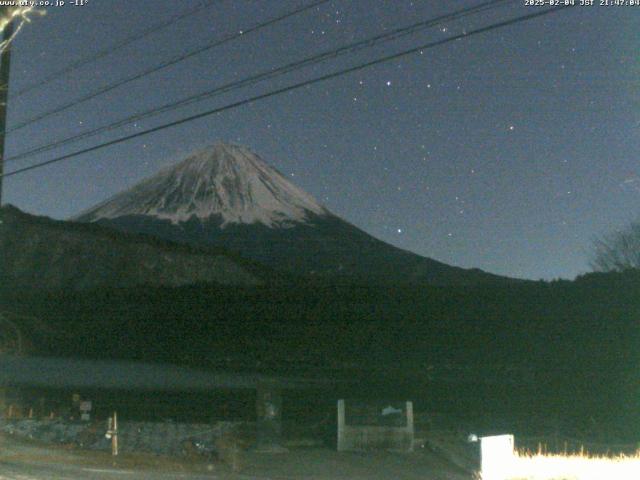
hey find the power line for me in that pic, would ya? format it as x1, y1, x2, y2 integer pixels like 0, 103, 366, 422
4, 0, 331, 135
5, 0, 514, 165
14, 0, 221, 98
1, 5, 573, 180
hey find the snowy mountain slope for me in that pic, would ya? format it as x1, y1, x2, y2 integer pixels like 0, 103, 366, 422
75, 142, 512, 285
76, 142, 328, 227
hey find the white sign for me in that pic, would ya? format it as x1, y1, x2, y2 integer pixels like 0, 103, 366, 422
481, 434, 515, 480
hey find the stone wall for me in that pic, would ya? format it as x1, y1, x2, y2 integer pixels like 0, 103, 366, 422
0, 417, 247, 457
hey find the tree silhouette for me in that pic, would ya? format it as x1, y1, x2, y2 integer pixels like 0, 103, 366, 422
591, 222, 640, 272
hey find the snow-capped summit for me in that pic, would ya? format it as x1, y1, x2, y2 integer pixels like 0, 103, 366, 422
76, 142, 328, 228
75, 142, 511, 285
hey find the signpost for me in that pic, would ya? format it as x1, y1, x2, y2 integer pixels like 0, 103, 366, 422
255, 382, 286, 452
106, 412, 119, 456
79, 400, 92, 421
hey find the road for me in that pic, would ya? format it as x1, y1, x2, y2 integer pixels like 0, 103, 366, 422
0, 432, 474, 479
0, 460, 218, 480
0, 434, 222, 480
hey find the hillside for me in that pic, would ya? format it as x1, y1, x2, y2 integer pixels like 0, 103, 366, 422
0, 205, 266, 290
2, 271, 639, 440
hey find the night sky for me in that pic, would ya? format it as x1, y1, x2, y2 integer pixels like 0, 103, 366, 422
2, 0, 639, 280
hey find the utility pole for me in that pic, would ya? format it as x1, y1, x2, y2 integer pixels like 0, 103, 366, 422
0, 6, 14, 206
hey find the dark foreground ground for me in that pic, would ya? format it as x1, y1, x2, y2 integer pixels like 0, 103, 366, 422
0, 432, 473, 480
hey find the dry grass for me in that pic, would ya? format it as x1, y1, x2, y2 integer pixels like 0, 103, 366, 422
484, 449, 640, 480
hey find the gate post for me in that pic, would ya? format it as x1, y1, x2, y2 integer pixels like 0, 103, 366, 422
255, 381, 287, 452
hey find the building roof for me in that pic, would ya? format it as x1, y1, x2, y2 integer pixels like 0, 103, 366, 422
0, 355, 328, 391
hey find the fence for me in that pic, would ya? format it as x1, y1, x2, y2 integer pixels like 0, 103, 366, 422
336, 399, 414, 452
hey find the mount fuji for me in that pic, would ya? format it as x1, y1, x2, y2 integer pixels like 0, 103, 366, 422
75, 142, 507, 285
